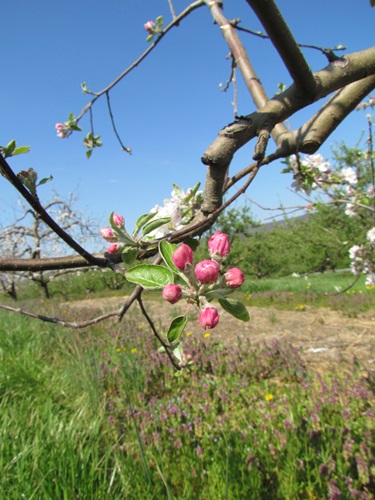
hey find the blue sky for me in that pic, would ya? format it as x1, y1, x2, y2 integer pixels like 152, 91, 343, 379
0, 0, 374, 244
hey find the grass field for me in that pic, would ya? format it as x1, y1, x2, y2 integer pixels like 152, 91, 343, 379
0, 287, 374, 498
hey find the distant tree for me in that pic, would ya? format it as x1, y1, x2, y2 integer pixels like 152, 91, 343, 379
0, 193, 98, 299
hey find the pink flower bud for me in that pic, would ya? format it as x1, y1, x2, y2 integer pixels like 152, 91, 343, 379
208, 232, 230, 257
194, 259, 219, 284
144, 20, 155, 33
172, 243, 194, 271
113, 214, 125, 228
100, 228, 118, 242
55, 122, 68, 138
162, 284, 182, 304
225, 268, 245, 288
107, 243, 121, 255
199, 307, 219, 330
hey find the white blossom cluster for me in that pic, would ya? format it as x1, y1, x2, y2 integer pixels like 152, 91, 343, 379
289, 154, 358, 197
286, 151, 374, 286
348, 227, 375, 286
146, 184, 203, 240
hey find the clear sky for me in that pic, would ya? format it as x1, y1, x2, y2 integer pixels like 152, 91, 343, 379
0, 0, 374, 245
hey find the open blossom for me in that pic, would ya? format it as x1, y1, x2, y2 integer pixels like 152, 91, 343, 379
367, 227, 375, 244
199, 307, 219, 330
194, 259, 220, 284
172, 243, 193, 270
345, 203, 356, 217
208, 232, 230, 258
349, 245, 362, 260
100, 228, 118, 242
341, 167, 358, 185
225, 268, 245, 288
304, 153, 330, 173
162, 284, 182, 304
55, 123, 69, 139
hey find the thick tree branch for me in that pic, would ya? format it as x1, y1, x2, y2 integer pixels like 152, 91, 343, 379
290, 75, 375, 154
201, 46, 375, 213
204, 0, 288, 142
245, 0, 316, 96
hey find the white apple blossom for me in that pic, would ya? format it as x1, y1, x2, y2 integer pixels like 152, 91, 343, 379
340, 167, 358, 185
367, 227, 375, 244
146, 185, 203, 239
344, 203, 356, 217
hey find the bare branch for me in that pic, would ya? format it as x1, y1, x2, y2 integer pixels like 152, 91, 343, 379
201, 46, 375, 213
0, 302, 121, 328
285, 74, 375, 155
245, 0, 316, 95
204, 0, 288, 141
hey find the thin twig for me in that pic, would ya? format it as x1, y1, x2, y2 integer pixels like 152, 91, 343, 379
167, 0, 177, 20
106, 92, 132, 154
74, 1, 206, 125
234, 22, 346, 63
0, 302, 121, 328
137, 294, 182, 371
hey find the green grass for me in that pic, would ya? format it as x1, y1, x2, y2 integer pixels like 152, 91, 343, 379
0, 309, 374, 498
242, 272, 375, 314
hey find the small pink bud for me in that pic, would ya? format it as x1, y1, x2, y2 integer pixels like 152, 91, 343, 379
194, 259, 219, 284
162, 284, 182, 304
107, 243, 121, 255
199, 307, 219, 330
172, 243, 194, 271
208, 232, 230, 258
55, 122, 68, 139
100, 228, 118, 242
113, 214, 125, 228
225, 268, 245, 288
144, 20, 155, 33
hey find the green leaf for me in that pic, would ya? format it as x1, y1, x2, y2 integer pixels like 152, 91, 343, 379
4, 140, 16, 157
142, 217, 171, 237
158, 240, 178, 270
156, 15, 164, 27
172, 343, 183, 363
218, 298, 250, 322
146, 34, 154, 43
37, 175, 53, 187
13, 146, 30, 156
205, 289, 234, 300
184, 182, 201, 202
371, 0, 375, 7
167, 315, 187, 344
122, 246, 138, 265
134, 212, 155, 235
125, 264, 173, 289
86, 149, 92, 159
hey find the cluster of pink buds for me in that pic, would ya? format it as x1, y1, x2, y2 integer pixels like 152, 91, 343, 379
162, 232, 245, 330
100, 213, 132, 254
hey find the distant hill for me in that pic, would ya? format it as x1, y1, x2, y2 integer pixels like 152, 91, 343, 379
249, 214, 310, 234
